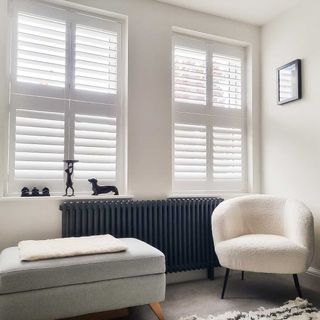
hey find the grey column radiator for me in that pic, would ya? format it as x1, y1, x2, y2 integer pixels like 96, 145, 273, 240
60, 197, 223, 276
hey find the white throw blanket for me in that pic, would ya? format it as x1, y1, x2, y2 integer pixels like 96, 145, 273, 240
18, 234, 128, 261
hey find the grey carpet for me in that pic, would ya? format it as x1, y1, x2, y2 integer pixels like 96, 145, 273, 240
128, 271, 320, 320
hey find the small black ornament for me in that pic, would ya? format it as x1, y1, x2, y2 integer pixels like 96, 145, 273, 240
42, 187, 50, 196
20, 187, 50, 197
32, 187, 39, 196
63, 160, 78, 196
88, 178, 119, 196
21, 187, 30, 197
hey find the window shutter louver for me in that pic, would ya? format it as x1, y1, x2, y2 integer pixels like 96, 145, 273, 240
213, 126, 242, 180
16, 12, 66, 88
74, 114, 117, 180
75, 25, 118, 94
212, 54, 241, 109
174, 123, 207, 180
174, 46, 207, 105
14, 109, 65, 179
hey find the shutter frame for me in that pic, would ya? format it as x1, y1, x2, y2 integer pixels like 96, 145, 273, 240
8, 0, 125, 195
173, 33, 247, 193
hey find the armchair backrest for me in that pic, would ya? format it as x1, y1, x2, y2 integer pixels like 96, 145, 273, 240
212, 195, 288, 244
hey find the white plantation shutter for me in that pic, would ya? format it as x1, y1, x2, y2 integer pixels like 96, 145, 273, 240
8, 0, 124, 195
74, 114, 117, 180
16, 12, 66, 88
174, 46, 207, 105
212, 54, 241, 109
213, 127, 242, 180
14, 109, 65, 179
74, 25, 118, 95
173, 34, 247, 192
8, 94, 68, 192
71, 14, 121, 189
174, 123, 206, 180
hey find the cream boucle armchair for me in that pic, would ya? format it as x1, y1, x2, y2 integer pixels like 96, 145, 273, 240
212, 195, 314, 299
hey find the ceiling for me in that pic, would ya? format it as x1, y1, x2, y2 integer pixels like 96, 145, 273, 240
155, 0, 302, 25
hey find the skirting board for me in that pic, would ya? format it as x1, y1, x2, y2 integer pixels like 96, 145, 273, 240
166, 267, 320, 294
166, 268, 225, 284
263, 267, 320, 294
166, 269, 208, 284
307, 267, 320, 278
301, 267, 320, 292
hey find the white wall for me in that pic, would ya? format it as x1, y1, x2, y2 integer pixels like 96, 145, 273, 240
66, 0, 261, 197
0, 0, 260, 250
261, 0, 320, 271
0, 199, 62, 249
0, 0, 9, 198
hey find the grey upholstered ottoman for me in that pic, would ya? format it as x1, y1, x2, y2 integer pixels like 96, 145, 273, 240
0, 238, 166, 320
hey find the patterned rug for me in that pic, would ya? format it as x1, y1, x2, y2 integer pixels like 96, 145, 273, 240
180, 298, 320, 320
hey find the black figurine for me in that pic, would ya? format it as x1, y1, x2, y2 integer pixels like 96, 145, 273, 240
32, 187, 39, 196
88, 178, 119, 196
42, 187, 50, 196
63, 160, 78, 196
21, 187, 30, 197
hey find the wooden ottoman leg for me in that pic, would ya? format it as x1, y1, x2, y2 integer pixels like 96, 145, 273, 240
149, 302, 164, 320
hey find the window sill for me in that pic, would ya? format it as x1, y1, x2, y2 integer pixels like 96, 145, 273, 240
0, 194, 134, 203
169, 191, 254, 200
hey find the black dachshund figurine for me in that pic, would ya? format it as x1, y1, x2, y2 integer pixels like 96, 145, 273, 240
88, 178, 119, 196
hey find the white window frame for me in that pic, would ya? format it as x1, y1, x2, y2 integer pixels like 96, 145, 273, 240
7, 0, 127, 196
172, 33, 248, 193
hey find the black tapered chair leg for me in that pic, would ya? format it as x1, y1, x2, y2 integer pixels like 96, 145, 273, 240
241, 271, 244, 280
293, 274, 302, 298
221, 268, 230, 299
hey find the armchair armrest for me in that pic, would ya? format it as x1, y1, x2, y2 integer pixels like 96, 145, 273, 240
211, 199, 246, 245
284, 199, 314, 260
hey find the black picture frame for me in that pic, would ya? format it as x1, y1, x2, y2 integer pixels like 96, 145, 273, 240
277, 59, 302, 105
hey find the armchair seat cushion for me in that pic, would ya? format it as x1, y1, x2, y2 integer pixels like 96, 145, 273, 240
215, 234, 309, 274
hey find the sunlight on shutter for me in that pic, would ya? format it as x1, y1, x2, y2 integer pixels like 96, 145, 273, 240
15, 109, 65, 179
213, 127, 242, 180
174, 46, 207, 105
17, 12, 66, 87
174, 123, 206, 180
212, 54, 241, 109
74, 114, 117, 180
75, 25, 118, 94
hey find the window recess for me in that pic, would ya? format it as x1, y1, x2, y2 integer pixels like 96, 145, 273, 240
8, 0, 124, 195
172, 34, 247, 192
